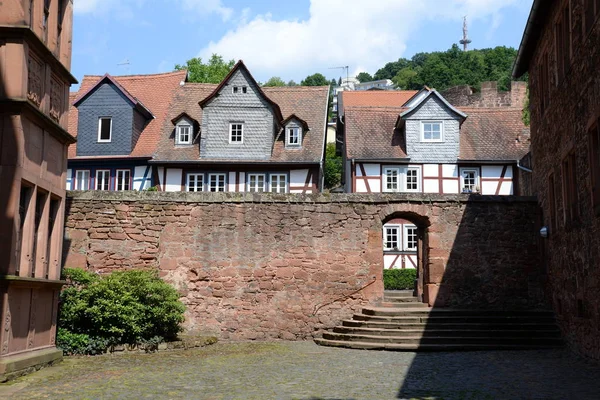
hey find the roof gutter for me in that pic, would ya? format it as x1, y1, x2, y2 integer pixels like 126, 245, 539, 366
512, 0, 544, 78
148, 160, 320, 165
516, 159, 533, 173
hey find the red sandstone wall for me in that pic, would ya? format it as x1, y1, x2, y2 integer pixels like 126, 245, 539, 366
63, 192, 543, 341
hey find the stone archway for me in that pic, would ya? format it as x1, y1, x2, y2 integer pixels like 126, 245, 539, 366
380, 210, 430, 302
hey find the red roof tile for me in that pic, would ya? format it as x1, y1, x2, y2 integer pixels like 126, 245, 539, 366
341, 90, 418, 111
67, 70, 187, 159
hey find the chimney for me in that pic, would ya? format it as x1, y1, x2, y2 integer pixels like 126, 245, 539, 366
510, 81, 527, 108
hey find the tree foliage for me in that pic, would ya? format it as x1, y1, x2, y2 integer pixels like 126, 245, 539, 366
301, 73, 329, 86
175, 54, 235, 84
263, 76, 286, 87
57, 268, 185, 355
356, 72, 373, 83
373, 45, 526, 92
324, 143, 342, 189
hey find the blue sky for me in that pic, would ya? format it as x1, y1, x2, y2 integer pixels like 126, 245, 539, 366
72, 0, 533, 88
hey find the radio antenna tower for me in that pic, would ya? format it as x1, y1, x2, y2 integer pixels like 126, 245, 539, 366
459, 16, 472, 51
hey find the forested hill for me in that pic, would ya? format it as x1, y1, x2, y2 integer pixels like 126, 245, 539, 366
369, 44, 526, 92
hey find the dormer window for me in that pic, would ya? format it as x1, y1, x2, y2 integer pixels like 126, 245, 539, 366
421, 121, 443, 142
177, 124, 191, 145
98, 117, 112, 142
286, 126, 302, 147
230, 123, 244, 143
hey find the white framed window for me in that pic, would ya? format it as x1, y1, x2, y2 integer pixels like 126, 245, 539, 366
403, 225, 418, 251
270, 174, 287, 193
286, 127, 301, 146
229, 123, 244, 143
177, 124, 192, 145
95, 170, 110, 191
187, 173, 204, 192
232, 86, 239, 94
247, 174, 266, 192
209, 173, 226, 192
460, 168, 480, 193
404, 167, 421, 192
98, 117, 112, 142
75, 170, 90, 190
242, 86, 247, 93
383, 225, 400, 250
383, 167, 400, 192
116, 169, 131, 191
421, 121, 443, 142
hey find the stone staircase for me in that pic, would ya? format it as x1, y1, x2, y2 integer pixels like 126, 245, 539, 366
315, 290, 563, 351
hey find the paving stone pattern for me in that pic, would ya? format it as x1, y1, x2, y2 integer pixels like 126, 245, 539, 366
3, 342, 600, 399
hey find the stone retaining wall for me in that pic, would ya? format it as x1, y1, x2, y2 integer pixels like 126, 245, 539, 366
63, 191, 544, 340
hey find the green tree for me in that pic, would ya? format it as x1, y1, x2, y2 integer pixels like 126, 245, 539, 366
287, 80, 298, 86
337, 77, 342, 86
522, 88, 530, 126
374, 58, 411, 80
174, 54, 235, 84
301, 73, 329, 86
356, 72, 373, 83
324, 143, 342, 189
263, 76, 286, 87
392, 67, 419, 89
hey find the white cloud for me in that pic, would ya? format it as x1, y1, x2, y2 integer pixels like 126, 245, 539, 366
177, 0, 233, 21
199, 0, 522, 82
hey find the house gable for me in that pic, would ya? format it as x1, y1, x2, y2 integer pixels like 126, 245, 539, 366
402, 93, 464, 163
200, 65, 279, 160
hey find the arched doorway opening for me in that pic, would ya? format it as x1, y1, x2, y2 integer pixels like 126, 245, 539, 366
381, 212, 429, 302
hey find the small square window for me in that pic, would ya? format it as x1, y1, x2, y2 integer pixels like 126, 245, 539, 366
422, 121, 442, 142
233, 86, 239, 94
187, 173, 204, 192
98, 117, 112, 142
177, 124, 191, 145
247, 174, 266, 192
209, 174, 226, 192
230, 123, 244, 143
460, 168, 479, 193
270, 174, 287, 193
287, 127, 301, 146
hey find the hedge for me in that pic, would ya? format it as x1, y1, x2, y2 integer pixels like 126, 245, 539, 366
383, 269, 417, 290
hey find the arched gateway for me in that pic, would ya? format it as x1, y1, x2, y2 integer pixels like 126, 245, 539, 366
381, 212, 430, 302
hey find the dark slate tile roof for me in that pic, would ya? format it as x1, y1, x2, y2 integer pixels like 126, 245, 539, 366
155, 84, 329, 163
67, 70, 188, 159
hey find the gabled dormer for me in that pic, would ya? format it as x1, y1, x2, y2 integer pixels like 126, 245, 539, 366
73, 74, 154, 156
399, 88, 467, 163
282, 114, 309, 149
198, 60, 283, 160
171, 112, 198, 146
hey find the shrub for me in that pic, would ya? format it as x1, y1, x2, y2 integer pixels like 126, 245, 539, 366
383, 269, 417, 290
58, 268, 185, 355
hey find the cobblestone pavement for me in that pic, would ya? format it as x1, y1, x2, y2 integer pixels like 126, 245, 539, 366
2, 341, 600, 400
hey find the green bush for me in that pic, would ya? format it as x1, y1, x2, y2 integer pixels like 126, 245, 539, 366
383, 269, 417, 290
58, 268, 185, 355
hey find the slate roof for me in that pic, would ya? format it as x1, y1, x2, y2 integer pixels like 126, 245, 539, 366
154, 84, 329, 163
344, 105, 530, 162
67, 70, 188, 159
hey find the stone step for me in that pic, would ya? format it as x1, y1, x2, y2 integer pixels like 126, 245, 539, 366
322, 332, 563, 345
314, 338, 563, 351
382, 297, 420, 303
360, 307, 555, 318
352, 314, 557, 324
383, 290, 415, 298
332, 326, 562, 338
376, 302, 430, 308
341, 320, 561, 331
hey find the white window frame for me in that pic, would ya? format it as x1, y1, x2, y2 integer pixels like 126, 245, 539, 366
116, 169, 131, 191
232, 86, 239, 94
247, 173, 266, 193
383, 224, 401, 251
97, 117, 112, 143
403, 225, 418, 251
176, 124, 192, 145
95, 169, 110, 191
421, 121, 443, 142
186, 173, 204, 192
286, 126, 302, 147
229, 123, 244, 143
242, 86, 248, 93
404, 166, 421, 192
270, 174, 287, 193
383, 167, 400, 192
75, 170, 90, 190
460, 168, 480, 193
208, 173, 226, 192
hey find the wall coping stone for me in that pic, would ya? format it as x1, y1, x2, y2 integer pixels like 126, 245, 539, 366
67, 191, 537, 205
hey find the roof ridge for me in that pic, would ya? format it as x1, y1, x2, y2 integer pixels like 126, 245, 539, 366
81, 70, 187, 80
